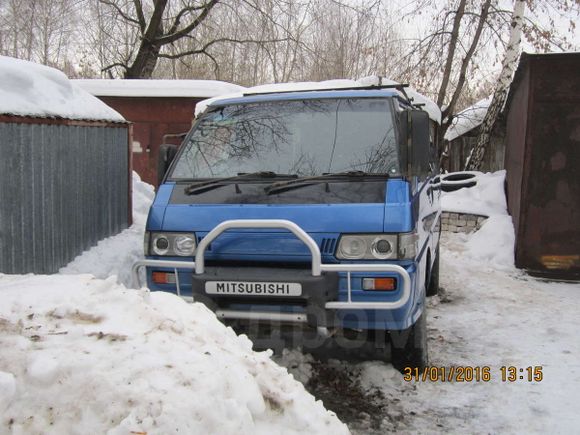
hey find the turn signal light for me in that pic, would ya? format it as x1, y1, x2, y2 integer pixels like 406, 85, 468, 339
152, 271, 176, 284
362, 277, 397, 291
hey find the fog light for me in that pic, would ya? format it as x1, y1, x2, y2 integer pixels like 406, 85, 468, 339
152, 271, 176, 284
362, 277, 396, 291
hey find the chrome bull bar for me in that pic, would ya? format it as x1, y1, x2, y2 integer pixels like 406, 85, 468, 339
132, 219, 411, 311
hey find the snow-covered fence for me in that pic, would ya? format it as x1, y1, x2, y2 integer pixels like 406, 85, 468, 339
0, 56, 130, 274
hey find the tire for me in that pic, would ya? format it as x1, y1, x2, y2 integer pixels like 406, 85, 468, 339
390, 311, 428, 372
426, 244, 440, 297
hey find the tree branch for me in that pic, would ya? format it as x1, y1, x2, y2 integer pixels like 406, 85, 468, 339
132, 0, 146, 32
98, 0, 140, 26
158, 37, 289, 59
443, 0, 492, 122
156, 0, 219, 46
437, 0, 467, 107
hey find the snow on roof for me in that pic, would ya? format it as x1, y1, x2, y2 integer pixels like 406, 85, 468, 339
0, 56, 124, 122
444, 96, 491, 142
195, 76, 442, 123
357, 76, 442, 124
74, 79, 245, 98
194, 79, 353, 117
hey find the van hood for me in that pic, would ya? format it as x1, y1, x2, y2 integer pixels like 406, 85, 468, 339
162, 202, 385, 233
148, 180, 413, 259
162, 180, 387, 233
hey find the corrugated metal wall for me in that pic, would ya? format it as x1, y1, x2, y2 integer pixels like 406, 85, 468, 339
0, 121, 130, 274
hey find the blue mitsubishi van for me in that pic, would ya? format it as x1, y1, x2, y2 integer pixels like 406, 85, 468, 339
133, 85, 441, 370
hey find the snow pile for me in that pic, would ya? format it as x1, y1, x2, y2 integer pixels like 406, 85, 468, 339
442, 170, 514, 268
444, 96, 491, 141
74, 79, 245, 98
195, 76, 441, 124
465, 215, 515, 269
0, 274, 347, 434
441, 170, 508, 217
60, 172, 154, 287
0, 56, 124, 122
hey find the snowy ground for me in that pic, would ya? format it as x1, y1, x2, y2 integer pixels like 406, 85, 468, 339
276, 232, 580, 434
2, 171, 579, 434
273, 172, 580, 434
1, 173, 347, 434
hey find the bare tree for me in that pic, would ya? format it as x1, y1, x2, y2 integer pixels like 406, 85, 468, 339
396, 0, 580, 144
466, 0, 525, 170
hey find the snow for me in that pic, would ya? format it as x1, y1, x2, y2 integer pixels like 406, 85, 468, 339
275, 234, 580, 434
74, 79, 245, 98
194, 79, 356, 117
3, 175, 347, 434
350, 244, 580, 433
357, 75, 442, 124
194, 76, 442, 124
270, 170, 579, 433
444, 96, 491, 141
465, 215, 515, 270
0, 56, 124, 122
441, 170, 514, 268
4, 166, 580, 433
441, 170, 508, 217
0, 274, 347, 434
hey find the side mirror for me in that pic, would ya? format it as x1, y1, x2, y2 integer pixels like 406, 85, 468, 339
410, 110, 430, 177
157, 144, 179, 185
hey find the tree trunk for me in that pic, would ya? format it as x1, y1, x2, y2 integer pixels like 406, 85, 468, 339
123, 0, 167, 78
437, 0, 467, 108
465, 0, 526, 171
125, 40, 162, 78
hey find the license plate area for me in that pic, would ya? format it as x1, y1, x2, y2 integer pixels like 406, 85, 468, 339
205, 281, 302, 297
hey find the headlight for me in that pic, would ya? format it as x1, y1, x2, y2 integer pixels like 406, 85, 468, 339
371, 237, 393, 259
337, 234, 397, 260
336, 232, 417, 260
147, 232, 196, 257
337, 236, 368, 259
174, 235, 196, 256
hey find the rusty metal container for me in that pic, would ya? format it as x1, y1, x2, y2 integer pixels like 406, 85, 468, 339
504, 53, 580, 279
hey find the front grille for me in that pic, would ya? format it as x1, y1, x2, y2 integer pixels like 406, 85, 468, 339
320, 237, 337, 254
197, 235, 211, 251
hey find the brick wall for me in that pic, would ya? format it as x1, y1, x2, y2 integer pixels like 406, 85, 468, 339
441, 212, 488, 233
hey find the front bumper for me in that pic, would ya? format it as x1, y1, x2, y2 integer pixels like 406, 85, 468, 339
133, 219, 416, 330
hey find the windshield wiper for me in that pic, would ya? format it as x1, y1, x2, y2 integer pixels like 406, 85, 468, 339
264, 171, 388, 195
185, 171, 296, 195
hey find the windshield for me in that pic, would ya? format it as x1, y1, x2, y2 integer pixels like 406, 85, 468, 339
170, 97, 400, 180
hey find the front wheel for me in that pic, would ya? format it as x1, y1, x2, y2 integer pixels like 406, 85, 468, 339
390, 311, 428, 372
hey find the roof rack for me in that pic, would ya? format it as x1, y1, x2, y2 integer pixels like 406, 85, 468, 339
241, 83, 423, 109
243, 84, 403, 96
243, 83, 409, 96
